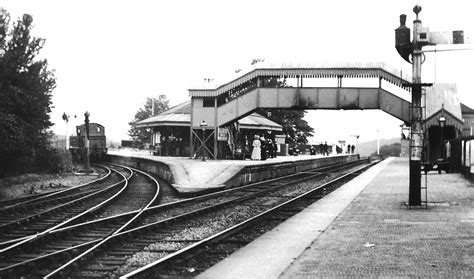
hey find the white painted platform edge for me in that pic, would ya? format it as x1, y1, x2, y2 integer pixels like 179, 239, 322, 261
197, 158, 393, 279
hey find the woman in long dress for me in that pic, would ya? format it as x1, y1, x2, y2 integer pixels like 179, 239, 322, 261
251, 135, 261, 160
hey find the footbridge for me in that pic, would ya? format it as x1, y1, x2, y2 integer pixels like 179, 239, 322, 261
189, 65, 412, 159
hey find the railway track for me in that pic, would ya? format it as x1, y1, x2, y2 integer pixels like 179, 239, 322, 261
14, 159, 375, 278
122, 160, 378, 278
0, 165, 127, 247
0, 165, 161, 278
0, 165, 111, 210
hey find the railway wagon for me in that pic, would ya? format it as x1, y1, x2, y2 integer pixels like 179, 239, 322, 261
69, 123, 107, 161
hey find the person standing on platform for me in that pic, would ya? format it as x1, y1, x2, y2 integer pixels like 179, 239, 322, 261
260, 135, 267, 161
319, 142, 324, 156
267, 138, 274, 158
323, 141, 328, 156
251, 135, 261, 161
351, 144, 355, 154
273, 140, 278, 158
347, 144, 351, 154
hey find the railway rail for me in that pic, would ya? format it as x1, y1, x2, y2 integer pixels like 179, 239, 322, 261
0, 165, 127, 248
11, 158, 375, 278
0, 165, 161, 278
124, 161, 377, 278
0, 165, 111, 210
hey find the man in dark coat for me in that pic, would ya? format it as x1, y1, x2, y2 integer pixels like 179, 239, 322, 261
267, 138, 274, 158
260, 135, 267, 160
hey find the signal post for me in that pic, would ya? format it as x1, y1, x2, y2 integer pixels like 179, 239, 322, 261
395, 5, 467, 205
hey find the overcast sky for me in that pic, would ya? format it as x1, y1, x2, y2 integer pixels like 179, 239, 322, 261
2, 0, 473, 144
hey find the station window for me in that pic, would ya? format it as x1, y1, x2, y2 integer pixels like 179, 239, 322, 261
203, 98, 215, 107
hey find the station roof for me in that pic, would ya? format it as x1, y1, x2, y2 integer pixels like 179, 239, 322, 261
461, 103, 474, 115
424, 84, 464, 131
134, 101, 282, 131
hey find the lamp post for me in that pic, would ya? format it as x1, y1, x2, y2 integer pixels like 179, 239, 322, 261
438, 115, 446, 159
200, 120, 207, 161
84, 111, 90, 174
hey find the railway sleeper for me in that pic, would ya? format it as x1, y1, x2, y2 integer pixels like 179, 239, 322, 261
144, 248, 179, 253
99, 256, 127, 261
87, 264, 118, 271
103, 251, 135, 256
96, 259, 126, 265
219, 238, 251, 245
70, 271, 107, 278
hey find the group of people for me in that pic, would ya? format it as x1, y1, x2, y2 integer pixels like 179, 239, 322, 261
159, 136, 186, 156
347, 144, 356, 154
251, 135, 277, 161
318, 142, 330, 156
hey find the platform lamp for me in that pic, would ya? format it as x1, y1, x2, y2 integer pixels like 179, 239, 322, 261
438, 114, 446, 160
200, 120, 208, 161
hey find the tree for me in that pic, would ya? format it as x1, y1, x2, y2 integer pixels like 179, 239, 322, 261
371, 143, 401, 157
255, 77, 314, 144
0, 10, 56, 176
128, 95, 169, 148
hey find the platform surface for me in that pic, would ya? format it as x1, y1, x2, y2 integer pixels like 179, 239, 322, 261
198, 157, 474, 278
108, 149, 345, 191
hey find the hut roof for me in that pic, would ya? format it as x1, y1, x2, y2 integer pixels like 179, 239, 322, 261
134, 101, 282, 131
424, 84, 463, 131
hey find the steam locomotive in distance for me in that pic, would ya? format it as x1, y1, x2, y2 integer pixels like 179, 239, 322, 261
69, 123, 107, 161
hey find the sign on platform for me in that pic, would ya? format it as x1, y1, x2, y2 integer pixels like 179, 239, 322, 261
275, 135, 286, 144
217, 128, 228, 141
411, 146, 422, 160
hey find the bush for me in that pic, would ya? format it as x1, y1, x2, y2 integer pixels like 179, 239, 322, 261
35, 148, 73, 173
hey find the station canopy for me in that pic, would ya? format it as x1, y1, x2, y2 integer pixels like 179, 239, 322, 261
134, 100, 282, 131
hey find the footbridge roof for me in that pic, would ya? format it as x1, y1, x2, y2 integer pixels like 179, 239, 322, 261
189, 63, 411, 98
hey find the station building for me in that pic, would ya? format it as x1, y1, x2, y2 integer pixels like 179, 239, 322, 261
411, 83, 474, 176
134, 100, 284, 159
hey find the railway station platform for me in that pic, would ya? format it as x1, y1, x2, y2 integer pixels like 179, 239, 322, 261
106, 150, 359, 195
198, 157, 474, 278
